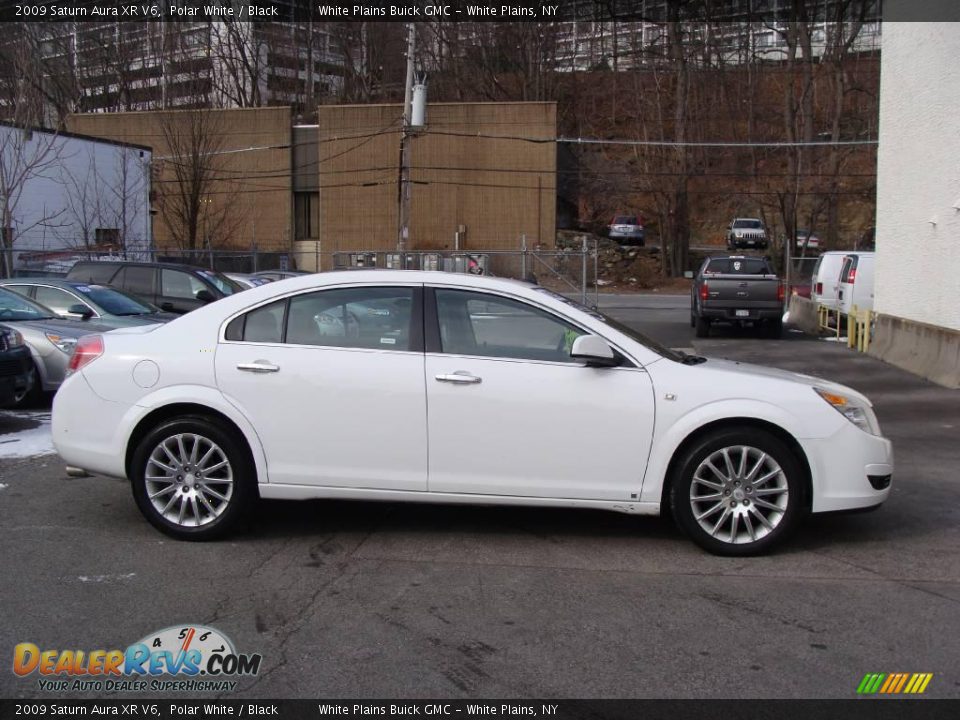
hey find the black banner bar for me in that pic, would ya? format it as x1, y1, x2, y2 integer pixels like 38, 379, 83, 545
3, 700, 960, 720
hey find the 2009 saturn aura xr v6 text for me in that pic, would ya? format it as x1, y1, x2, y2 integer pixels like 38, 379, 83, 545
51, 270, 893, 555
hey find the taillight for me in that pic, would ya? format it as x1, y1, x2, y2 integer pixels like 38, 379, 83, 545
815, 282, 823, 295
699, 282, 709, 302
847, 269, 857, 284
777, 281, 785, 303
66, 335, 104, 376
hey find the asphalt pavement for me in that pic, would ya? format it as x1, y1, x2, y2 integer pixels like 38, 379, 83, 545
1, 294, 958, 699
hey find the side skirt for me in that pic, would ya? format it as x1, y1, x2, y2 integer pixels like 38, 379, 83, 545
258, 484, 662, 516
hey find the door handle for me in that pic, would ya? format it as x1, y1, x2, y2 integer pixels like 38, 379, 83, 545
237, 362, 280, 373
435, 372, 481, 385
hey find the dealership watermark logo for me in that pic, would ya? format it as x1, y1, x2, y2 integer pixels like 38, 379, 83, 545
13, 625, 261, 693
857, 672, 933, 695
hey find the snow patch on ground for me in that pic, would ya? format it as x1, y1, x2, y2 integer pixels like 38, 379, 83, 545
77, 573, 136, 584
0, 411, 56, 459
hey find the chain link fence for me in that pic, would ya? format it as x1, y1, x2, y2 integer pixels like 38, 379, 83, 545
11, 239, 603, 306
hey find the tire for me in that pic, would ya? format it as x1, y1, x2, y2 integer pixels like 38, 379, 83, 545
694, 315, 710, 338
690, 312, 696, 328
669, 427, 805, 556
764, 318, 783, 338
130, 415, 256, 541
10, 363, 44, 409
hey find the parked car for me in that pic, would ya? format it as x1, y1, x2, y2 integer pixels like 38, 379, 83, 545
0, 325, 35, 408
838, 251, 877, 317
795, 229, 821, 251
810, 251, 850, 312
0, 287, 115, 405
690, 256, 785, 338
250, 270, 310, 282
727, 218, 768, 250
607, 215, 645, 246
224, 273, 272, 290
52, 270, 892, 556
0, 279, 177, 329
66, 261, 242, 314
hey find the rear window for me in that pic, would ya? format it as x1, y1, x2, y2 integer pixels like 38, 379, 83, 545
613, 216, 638, 225
704, 258, 772, 275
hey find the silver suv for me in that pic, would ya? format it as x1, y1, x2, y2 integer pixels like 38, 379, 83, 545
607, 215, 645, 246
727, 218, 768, 250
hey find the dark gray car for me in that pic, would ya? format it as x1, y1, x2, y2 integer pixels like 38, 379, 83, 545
690, 256, 784, 338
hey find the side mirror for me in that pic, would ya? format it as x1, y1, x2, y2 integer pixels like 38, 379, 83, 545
570, 334, 620, 368
67, 304, 94, 320
195, 289, 215, 303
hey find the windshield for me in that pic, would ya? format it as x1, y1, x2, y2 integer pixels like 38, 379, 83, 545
0, 287, 56, 321
532, 287, 684, 363
198, 270, 242, 296
734, 219, 763, 229
72, 284, 158, 316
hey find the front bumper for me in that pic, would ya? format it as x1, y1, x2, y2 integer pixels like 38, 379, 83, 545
802, 420, 893, 513
0, 347, 34, 407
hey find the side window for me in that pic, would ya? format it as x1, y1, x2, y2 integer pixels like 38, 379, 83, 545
225, 299, 286, 343
34, 287, 79, 315
286, 287, 414, 350
161, 269, 206, 300
4, 285, 34, 300
70, 263, 117, 283
115, 267, 155, 297
434, 289, 584, 363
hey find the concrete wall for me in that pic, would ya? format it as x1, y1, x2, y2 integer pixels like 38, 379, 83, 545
874, 22, 959, 331
316, 102, 556, 259
1, 126, 151, 255
67, 107, 292, 251
870, 19, 960, 387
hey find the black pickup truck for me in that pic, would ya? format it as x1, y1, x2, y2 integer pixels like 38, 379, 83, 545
690, 256, 785, 338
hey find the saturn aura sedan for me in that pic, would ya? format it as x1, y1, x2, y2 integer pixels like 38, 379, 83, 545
52, 271, 893, 555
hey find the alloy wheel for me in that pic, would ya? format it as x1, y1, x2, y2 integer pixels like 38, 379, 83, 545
145, 433, 234, 528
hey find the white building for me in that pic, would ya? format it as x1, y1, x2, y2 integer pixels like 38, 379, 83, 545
871, 19, 960, 388
0, 123, 151, 275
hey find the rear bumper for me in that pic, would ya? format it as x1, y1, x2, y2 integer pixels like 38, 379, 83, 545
51, 372, 131, 478
609, 229, 645, 241
700, 306, 783, 321
802, 421, 893, 513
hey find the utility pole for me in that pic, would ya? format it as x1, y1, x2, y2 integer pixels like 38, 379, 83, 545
397, 23, 415, 253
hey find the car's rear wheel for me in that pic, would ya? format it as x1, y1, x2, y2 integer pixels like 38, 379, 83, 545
130, 416, 255, 541
670, 427, 804, 556
764, 318, 783, 338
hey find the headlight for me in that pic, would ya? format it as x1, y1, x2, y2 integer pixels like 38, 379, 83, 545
4, 329, 25, 348
814, 387, 881, 436
45, 333, 78, 355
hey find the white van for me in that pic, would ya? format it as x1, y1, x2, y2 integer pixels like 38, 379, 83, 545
810, 251, 848, 311
838, 251, 876, 316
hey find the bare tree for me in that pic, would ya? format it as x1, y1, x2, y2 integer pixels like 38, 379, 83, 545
156, 109, 245, 253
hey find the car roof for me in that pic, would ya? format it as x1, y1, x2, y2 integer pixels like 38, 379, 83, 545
70, 260, 215, 272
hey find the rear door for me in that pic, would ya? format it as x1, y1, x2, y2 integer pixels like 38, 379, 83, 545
215, 284, 428, 490
113, 266, 157, 307
838, 255, 857, 314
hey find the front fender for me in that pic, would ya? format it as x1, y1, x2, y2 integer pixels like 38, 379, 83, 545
639, 398, 806, 505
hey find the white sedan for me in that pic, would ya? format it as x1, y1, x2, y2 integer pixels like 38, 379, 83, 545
52, 271, 892, 555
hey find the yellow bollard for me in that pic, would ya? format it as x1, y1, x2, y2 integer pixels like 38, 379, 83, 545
847, 305, 857, 348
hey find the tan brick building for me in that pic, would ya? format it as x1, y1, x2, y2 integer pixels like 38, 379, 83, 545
67, 102, 557, 265
67, 107, 293, 252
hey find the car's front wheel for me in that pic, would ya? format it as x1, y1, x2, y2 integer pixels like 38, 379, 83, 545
130, 416, 255, 540
670, 427, 805, 555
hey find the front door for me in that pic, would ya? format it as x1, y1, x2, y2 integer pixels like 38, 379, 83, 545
424, 288, 655, 501
215, 284, 427, 490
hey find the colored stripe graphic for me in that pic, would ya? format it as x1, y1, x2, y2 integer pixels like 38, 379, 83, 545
857, 672, 932, 694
